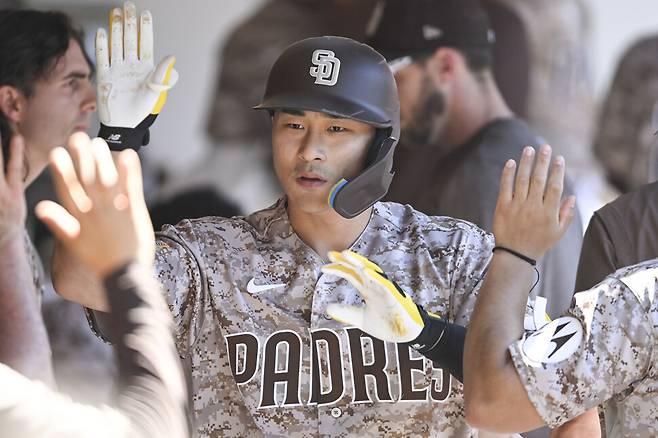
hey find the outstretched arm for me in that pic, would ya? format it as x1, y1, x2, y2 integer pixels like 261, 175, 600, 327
0, 131, 188, 437
0, 134, 54, 385
52, 0, 178, 311
463, 145, 575, 432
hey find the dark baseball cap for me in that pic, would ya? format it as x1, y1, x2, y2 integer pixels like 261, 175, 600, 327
369, 0, 495, 63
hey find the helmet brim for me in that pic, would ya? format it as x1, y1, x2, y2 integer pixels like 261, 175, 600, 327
254, 92, 393, 129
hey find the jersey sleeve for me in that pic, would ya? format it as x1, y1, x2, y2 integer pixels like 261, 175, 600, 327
575, 212, 619, 291
508, 277, 655, 428
156, 219, 210, 357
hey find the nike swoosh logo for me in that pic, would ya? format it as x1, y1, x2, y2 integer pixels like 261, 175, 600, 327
246, 278, 286, 294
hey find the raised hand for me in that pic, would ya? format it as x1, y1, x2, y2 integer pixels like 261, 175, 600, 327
96, 1, 178, 150
0, 134, 26, 248
35, 132, 154, 277
493, 145, 576, 261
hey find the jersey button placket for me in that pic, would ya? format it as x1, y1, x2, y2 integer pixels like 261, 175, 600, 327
312, 270, 334, 328
330, 407, 342, 418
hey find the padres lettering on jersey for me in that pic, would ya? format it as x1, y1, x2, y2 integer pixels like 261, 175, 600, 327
226, 328, 451, 409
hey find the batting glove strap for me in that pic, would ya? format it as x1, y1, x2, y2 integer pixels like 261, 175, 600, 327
406, 305, 466, 383
98, 113, 157, 151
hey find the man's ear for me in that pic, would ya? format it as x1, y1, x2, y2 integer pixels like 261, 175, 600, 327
0, 85, 26, 124
427, 47, 461, 84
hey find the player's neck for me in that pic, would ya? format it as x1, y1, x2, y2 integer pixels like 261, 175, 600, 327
287, 203, 372, 261
446, 73, 513, 146
23, 142, 46, 186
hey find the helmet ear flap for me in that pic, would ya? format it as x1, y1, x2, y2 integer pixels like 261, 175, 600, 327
330, 135, 397, 218
364, 127, 394, 167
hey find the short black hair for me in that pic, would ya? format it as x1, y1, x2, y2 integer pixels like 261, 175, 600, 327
0, 9, 92, 167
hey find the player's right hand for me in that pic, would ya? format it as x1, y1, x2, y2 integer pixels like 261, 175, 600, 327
0, 133, 26, 249
492, 145, 575, 261
35, 132, 154, 278
96, 1, 178, 151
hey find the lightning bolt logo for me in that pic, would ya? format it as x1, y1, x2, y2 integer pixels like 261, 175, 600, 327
547, 322, 576, 359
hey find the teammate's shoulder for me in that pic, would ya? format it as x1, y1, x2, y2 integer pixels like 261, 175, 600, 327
610, 258, 658, 300
598, 181, 658, 217
573, 259, 658, 318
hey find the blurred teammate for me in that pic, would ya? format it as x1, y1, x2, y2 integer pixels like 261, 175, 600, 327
54, 35, 515, 437
1, 132, 189, 437
463, 146, 657, 437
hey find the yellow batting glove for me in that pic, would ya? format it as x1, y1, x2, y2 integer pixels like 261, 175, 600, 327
96, 2, 179, 151
321, 250, 424, 343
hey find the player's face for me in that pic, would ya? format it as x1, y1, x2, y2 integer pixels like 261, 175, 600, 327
17, 39, 96, 170
272, 109, 375, 215
394, 62, 448, 149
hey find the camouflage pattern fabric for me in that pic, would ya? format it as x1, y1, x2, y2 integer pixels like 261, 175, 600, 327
154, 198, 500, 437
509, 258, 658, 436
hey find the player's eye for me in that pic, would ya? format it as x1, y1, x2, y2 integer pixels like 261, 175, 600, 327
68, 78, 80, 90
286, 123, 304, 130
328, 125, 347, 133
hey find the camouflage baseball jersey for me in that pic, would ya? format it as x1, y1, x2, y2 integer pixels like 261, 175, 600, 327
509, 258, 658, 436
155, 198, 495, 437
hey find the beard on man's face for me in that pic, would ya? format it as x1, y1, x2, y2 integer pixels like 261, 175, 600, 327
401, 75, 447, 150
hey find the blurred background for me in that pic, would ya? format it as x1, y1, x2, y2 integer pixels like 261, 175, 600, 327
6, 0, 658, 405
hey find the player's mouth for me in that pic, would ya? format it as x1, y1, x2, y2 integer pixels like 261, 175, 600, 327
72, 123, 90, 132
296, 171, 328, 188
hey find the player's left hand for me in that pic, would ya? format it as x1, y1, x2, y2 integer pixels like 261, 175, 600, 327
322, 250, 429, 343
493, 144, 576, 261
96, 1, 178, 151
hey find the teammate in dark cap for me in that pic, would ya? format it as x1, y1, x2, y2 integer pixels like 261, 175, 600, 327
369, 0, 583, 320
56, 34, 526, 437
368, 0, 595, 436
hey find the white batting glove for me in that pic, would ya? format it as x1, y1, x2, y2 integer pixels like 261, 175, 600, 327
321, 250, 427, 343
96, 2, 179, 151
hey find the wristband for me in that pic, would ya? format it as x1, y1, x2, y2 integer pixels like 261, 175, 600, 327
98, 114, 157, 151
406, 305, 466, 383
493, 246, 541, 295
492, 246, 536, 266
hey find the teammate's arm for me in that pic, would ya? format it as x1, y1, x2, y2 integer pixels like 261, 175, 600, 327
52, 0, 177, 311
17, 132, 189, 437
463, 145, 575, 432
0, 134, 54, 385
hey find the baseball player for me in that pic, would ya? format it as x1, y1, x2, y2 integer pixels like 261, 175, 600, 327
461, 145, 658, 436
54, 36, 523, 437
